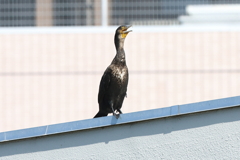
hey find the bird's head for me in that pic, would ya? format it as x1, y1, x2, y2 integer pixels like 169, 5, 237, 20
115, 25, 132, 39
114, 25, 132, 50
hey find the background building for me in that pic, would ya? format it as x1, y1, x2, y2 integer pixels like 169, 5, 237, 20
0, 0, 239, 132
1, 0, 240, 26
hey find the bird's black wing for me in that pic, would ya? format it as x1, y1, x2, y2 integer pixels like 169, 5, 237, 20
98, 67, 111, 104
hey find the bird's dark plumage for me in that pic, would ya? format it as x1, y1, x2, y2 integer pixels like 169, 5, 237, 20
94, 25, 132, 119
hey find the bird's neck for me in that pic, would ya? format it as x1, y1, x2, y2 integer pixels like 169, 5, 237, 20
111, 48, 125, 66
112, 49, 126, 65
112, 37, 126, 65
115, 38, 125, 51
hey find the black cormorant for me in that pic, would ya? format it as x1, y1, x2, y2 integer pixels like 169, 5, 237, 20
94, 25, 132, 119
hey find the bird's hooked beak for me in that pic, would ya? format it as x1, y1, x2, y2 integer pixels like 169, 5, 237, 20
123, 25, 132, 34
120, 25, 132, 38
121, 25, 132, 38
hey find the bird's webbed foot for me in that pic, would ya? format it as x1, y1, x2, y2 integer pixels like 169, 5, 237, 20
113, 113, 120, 119
111, 105, 122, 119
111, 110, 120, 119
113, 109, 122, 119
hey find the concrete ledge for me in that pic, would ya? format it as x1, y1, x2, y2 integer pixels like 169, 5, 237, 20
0, 96, 239, 142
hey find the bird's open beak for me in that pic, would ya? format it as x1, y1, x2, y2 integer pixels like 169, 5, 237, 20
123, 25, 132, 34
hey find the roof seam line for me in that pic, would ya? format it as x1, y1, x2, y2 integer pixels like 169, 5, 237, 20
178, 105, 180, 114
45, 125, 49, 135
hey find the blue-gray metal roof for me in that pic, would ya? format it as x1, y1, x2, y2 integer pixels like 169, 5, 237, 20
0, 96, 240, 142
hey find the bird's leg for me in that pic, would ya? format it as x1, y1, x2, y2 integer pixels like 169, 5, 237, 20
110, 103, 119, 119
117, 109, 122, 114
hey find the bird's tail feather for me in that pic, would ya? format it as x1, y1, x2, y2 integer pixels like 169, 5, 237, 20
94, 111, 108, 118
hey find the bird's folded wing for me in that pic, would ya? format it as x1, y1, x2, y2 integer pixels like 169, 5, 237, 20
98, 68, 111, 103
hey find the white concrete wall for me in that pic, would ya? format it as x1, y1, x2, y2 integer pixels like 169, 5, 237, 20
0, 106, 239, 160
0, 27, 240, 132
